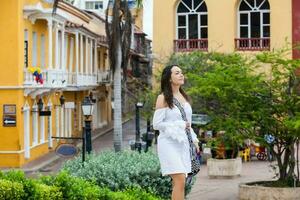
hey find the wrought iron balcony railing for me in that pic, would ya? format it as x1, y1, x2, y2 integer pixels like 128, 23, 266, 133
174, 39, 208, 52
235, 38, 270, 51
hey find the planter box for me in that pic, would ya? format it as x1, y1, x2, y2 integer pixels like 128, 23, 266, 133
239, 183, 300, 200
207, 157, 242, 178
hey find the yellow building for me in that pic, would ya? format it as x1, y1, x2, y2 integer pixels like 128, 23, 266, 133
153, 0, 300, 65
0, 0, 112, 167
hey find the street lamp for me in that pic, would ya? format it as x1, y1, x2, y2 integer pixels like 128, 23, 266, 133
135, 101, 144, 152
81, 96, 94, 154
59, 95, 65, 106
37, 98, 43, 112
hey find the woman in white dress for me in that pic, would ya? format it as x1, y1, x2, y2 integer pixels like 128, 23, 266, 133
153, 65, 199, 200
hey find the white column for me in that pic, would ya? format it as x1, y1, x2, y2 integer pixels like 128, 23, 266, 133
94, 39, 98, 74
47, 101, 53, 148
32, 104, 38, 145
47, 20, 53, 69
55, 23, 59, 69
80, 34, 83, 73
75, 32, 79, 74
90, 39, 93, 75
23, 103, 30, 159
64, 108, 68, 137
69, 109, 72, 137
61, 107, 64, 137
40, 105, 45, 143
85, 37, 88, 74
69, 38, 74, 72
56, 106, 60, 139
61, 26, 65, 71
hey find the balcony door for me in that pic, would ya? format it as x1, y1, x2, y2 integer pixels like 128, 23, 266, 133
175, 0, 208, 51
237, 0, 270, 50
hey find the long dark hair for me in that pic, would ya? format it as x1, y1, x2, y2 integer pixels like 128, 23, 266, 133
161, 65, 190, 108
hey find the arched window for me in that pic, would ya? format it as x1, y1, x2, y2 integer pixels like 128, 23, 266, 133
175, 0, 208, 52
236, 0, 270, 50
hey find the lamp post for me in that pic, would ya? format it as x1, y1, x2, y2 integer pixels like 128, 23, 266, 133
81, 96, 94, 154
37, 98, 43, 112
135, 102, 144, 152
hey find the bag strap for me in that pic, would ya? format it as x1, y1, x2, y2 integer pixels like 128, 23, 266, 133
173, 98, 193, 145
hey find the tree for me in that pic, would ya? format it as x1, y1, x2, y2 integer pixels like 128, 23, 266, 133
168, 50, 300, 186
105, 0, 143, 152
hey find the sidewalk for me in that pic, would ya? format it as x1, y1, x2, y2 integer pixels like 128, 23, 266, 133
20, 118, 146, 175
186, 161, 275, 200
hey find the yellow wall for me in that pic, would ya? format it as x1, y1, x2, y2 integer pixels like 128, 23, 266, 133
0, 0, 23, 86
153, 0, 292, 64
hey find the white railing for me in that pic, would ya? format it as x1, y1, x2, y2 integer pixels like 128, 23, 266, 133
97, 70, 111, 84
24, 68, 103, 88
23, 69, 46, 86
73, 73, 98, 86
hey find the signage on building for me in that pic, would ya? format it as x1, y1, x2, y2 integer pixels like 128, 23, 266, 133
55, 143, 79, 158
3, 104, 16, 127
64, 102, 75, 109
39, 111, 51, 116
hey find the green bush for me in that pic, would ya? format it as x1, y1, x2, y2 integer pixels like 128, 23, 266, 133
63, 150, 179, 199
0, 179, 25, 200
40, 171, 101, 200
31, 183, 63, 200
1, 170, 36, 199
97, 187, 161, 200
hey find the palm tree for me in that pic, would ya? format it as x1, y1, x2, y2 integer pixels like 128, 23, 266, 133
105, 0, 143, 152
53, 0, 143, 152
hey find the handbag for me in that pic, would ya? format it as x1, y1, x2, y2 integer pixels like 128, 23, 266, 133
173, 98, 201, 177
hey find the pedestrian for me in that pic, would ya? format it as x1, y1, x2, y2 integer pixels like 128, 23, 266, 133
153, 65, 199, 200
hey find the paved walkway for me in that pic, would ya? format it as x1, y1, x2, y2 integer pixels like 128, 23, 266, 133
187, 161, 275, 200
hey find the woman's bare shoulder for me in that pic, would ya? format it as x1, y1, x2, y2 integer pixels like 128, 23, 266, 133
155, 94, 167, 109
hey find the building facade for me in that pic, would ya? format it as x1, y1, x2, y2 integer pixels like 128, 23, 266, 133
0, 0, 112, 167
153, 0, 300, 65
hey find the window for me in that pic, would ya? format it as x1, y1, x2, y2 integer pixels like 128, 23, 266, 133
85, 1, 103, 10
175, 0, 208, 52
32, 32, 37, 67
176, 0, 208, 40
236, 0, 270, 50
24, 30, 28, 68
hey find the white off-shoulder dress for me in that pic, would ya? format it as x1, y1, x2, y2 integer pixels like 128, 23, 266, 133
152, 102, 198, 176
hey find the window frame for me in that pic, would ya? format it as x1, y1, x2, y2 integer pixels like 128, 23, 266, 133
175, 0, 208, 40
237, 0, 270, 39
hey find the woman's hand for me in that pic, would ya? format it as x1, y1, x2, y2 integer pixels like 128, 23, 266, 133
186, 122, 190, 129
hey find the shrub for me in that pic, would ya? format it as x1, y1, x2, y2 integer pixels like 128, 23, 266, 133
0, 179, 25, 200
1, 170, 36, 199
63, 150, 183, 199
40, 171, 101, 200
31, 183, 63, 200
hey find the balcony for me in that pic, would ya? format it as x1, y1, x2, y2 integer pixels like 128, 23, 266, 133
235, 38, 270, 51
174, 39, 208, 52
23, 69, 67, 88
24, 69, 100, 88
97, 70, 112, 84
68, 73, 98, 86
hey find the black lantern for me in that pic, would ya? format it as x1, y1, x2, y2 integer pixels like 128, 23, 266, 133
82, 96, 94, 117
37, 98, 43, 112
59, 95, 65, 106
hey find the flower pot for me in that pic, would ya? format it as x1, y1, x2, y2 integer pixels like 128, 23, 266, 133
207, 157, 242, 178
239, 182, 300, 200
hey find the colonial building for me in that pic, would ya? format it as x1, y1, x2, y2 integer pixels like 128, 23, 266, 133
153, 0, 300, 64
0, 0, 112, 167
